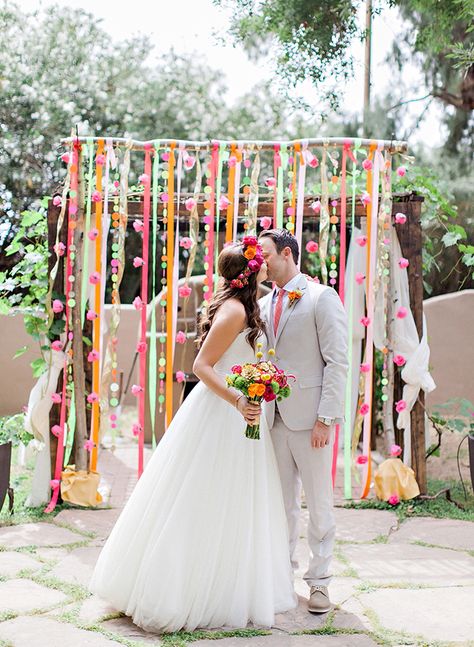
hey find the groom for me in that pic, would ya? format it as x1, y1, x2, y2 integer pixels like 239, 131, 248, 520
258, 229, 348, 614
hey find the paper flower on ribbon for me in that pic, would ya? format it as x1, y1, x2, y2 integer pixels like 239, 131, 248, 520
360, 316, 371, 327
260, 216, 272, 230
89, 271, 101, 285
51, 393, 62, 404
390, 444, 402, 457
138, 173, 150, 185
131, 384, 143, 396
51, 425, 61, 437
305, 151, 319, 168
162, 152, 170, 161
396, 307, 408, 319
361, 192, 371, 206
133, 220, 144, 232
51, 341, 63, 352
393, 354, 406, 367
388, 493, 400, 505
396, 166, 406, 177
54, 242, 66, 256
84, 439, 95, 452
87, 392, 99, 404
395, 212, 407, 224
243, 158, 251, 168
362, 158, 373, 171
133, 257, 145, 268
61, 153, 70, 164
356, 235, 367, 247
185, 198, 196, 211
132, 423, 142, 437
92, 190, 102, 203
95, 154, 105, 165
52, 195, 62, 207
310, 200, 321, 213
383, 237, 391, 246
178, 284, 192, 298
52, 299, 64, 314
86, 310, 98, 321
88, 228, 99, 241
183, 153, 196, 170
227, 156, 237, 168
356, 455, 368, 464
355, 272, 365, 285
179, 237, 193, 250
133, 296, 144, 311
87, 350, 99, 362
360, 362, 371, 373
286, 206, 295, 217
160, 192, 169, 203
305, 240, 319, 254
176, 331, 187, 344
219, 195, 231, 211
69, 203, 78, 215
359, 403, 370, 416
265, 177, 276, 188
136, 341, 147, 353
395, 399, 407, 413
398, 257, 409, 269
50, 479, 60, 489
176, 370, 186, 383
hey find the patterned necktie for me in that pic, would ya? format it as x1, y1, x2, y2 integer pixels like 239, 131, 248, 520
273, 288, 285, 336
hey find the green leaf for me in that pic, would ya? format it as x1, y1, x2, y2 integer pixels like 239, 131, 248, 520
462, 254, 474, 267
442, 231, 463, 247
82, 336, 93, 347
13, 345, 29, 359
31, 357, 47, 378
0, 301, 11, 315
20, 210, 44, 227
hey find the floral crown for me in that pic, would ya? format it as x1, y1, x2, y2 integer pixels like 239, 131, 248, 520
229, 236, 264, 289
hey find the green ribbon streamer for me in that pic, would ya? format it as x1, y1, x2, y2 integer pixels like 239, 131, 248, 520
81, 140, 94, 326
149, 140, 160, 449
214, 144, 225, 290
63, 389, 76, 467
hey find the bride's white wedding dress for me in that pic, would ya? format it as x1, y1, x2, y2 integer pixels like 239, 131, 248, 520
90, 329, 297, 633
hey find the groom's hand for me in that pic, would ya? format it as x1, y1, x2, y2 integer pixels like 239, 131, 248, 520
236, 397, 261, 424
311, 421, 331, 449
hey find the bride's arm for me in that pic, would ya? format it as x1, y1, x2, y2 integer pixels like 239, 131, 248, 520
193, 299, 261, 422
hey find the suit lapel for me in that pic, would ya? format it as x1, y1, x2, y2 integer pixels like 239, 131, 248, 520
275, 275, 308, 346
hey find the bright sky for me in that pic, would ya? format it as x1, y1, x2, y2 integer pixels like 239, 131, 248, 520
19, 0, 443, 146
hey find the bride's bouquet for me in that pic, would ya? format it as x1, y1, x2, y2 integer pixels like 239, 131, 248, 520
226, 344, 293, 439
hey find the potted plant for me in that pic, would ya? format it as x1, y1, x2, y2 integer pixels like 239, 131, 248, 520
0, 413, 34, 513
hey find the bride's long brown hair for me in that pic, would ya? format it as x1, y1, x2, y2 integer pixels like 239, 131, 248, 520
197, 243, 266, 350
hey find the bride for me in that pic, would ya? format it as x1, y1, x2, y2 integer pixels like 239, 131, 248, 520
89, 236, 297, 632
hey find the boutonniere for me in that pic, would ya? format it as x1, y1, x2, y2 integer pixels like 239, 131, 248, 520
288, 289, 304, 307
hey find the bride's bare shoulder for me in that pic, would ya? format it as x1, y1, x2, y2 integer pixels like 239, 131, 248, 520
213, 298, 246, 328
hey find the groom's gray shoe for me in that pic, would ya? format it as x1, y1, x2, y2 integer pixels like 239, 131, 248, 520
308, 586, 331, 613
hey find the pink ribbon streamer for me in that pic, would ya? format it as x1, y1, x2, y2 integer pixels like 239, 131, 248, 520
233, 149, 242, 241
295, 143, 306, 269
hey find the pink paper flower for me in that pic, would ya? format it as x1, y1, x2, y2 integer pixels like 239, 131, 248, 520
219, 195, 231, 210
54, 242, 66, 256
161, 152, 170, 162
95, 154, 105, 165
52, 195, 62, 207
52, 299, 64, 314
360, 362, 371, 373
355, 272, 365, 285
310, 200, 321, 213
260, 216, 272, 230
51, 341, 63, 352
356, 455, 368, 464
361, 192, 371, 206
356, 235, 367, 247
359, 403, 370, 416
160, 192, 169, 203
390, 444, 402, 457
388, 493, 400, 505
178, 284, 192, 298
88, 228, 99, 241
184, 154, 196, 170
395, 399, 407, 413
396, 166, 406, 177
89, 271, 101, 285
396, 307, 408, 319
131, 384, 143, 396
138, 173, 150, 185
91, 190, 102, 203
306, 240, 319, 254
84, 439, 95, 452
133, 220, 144, 233
360, 316, 371, 327
176, 331, 186, 344
132, 423, 142, 437
61, 153, 70, 164
393, 354, 406, 367
362, 158, 373, 171
179, 237, 193, 250
306, 152, 319, 168
87, 350, 99, 362
243, 158, 251, 168
286, 206, 295, 217
51, 425, 62, 437
87, 392, 99, 404
51, 393, 62, 404
398, 257, 409, 269
86, 310, 98, 321
176, 370, 186, 383
383, 237, 391, 246
265, 177, 276, 188
185, 197, 196, 211
133, 296, 144, 311
50, 478, 60, 489
395, 212, 407, 224
69, 203, 78, 215
133, 257, 145, 268
227, 156, 237, 168
136, 341, 147, 353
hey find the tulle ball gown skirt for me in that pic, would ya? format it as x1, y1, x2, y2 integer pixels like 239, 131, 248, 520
89, 381, 297, 633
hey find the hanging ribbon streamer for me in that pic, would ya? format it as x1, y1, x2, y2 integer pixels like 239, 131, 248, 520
272, 145, 279, 229
276, 145, 284, 229
232, 147, 242, 241
295, 143, 306, 265
172, 146, 184, 361
148, 140, 160, 449
203, 145, 218, 303
226, 143, 236, 243
319, 146, 330, 285
213, 143, 225, 289
80, 140, 94, 326
165, 145, 176, 430
247, 149, 260, 235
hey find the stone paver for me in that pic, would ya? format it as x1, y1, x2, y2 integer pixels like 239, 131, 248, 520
54, 508, 121, 542
101, 616, 162, 645
359, 586, 474, 642
0, 522, 83, 548
193, 634, 378, 647
0, 616, 125, 647
273, 596, 327, 632
341, 541, 474, 586
78, 595, 121, 624
0, 578, 66, 613
50, 545, 102, 587
389, 517, 474, 551
0, 551, 43, 577
334, 507, 398, 542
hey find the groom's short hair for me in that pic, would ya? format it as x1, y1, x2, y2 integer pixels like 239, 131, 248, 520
259, 229, 299, 264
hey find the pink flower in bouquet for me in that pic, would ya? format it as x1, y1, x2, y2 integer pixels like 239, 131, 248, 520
395, 399, 407, 413
84, 439, 95, 452
263, 386, 277, 402
176, 370, 186, 383
179, 284, 192, 298
179, 237, 193, 250
396, 166, 406, 177
388, 493, 400, 505
396, 306, 408, 319
87, 392, 99, 404
88, 350, 99, 362
51, 341, 63, 352
138, 173, 150, 185
360, 362, 371, 373
133, 220, 144, 232
133, 257, 145, 268
86, 310, 98, 321
360, 316, 371, 327
260, 216, 272, 230
131, 384, 143, 396
95, 153, 105, 165
51, 393, 62, 404
61, 152, 70, 164
92, 190, 102, 203
398, 257, 409, 269
52, 195, 62, 207
362, 158, 373, 171
136, 341, 147, 353
185, 197, 196, 211
52, 299, 64, 314
51, 425, 61, 437
359, 403, 370, 416
310, 200, 321, 213
395, 212, 407, 224
231, 365, 242, 374
176, 331, 186, 344
89, 271, 101, 285
361, 192, 371, 206
356, 235, 367, 247
356, 455, 368, 464
390, 444, 402, 457
132, 423, 142, 436
265, 177, 276, 188
355, 272, 365, 285
306, 240, 319, 254
393, 354, 406, 367
133, 296, 144, 311
54, 242, 66, 256
88, 228, 99, 241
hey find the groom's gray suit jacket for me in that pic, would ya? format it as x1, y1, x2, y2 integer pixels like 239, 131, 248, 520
259, 274, 349, 431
